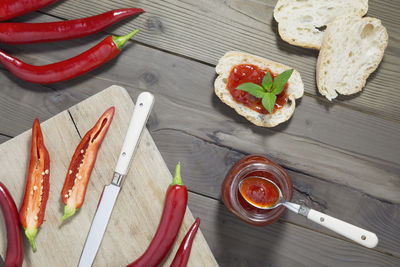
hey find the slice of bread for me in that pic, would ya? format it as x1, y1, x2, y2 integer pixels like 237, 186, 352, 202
274, 0, 368, 49
317, 16, 388, 100
215, 51, 304, 127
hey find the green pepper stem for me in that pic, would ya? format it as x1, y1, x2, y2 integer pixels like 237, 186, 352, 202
172, 162, 184, 186
112, 29, 139, 50
61, 205, 76, 223
25, 227, 38, 252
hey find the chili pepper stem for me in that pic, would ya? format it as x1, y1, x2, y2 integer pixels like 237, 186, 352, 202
61, 205, 76, 222
172, 162, 184, 186
25, 227, 38, 252
112, 29, 139, 50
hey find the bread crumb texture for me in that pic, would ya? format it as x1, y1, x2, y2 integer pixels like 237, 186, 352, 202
215, 51, 304, 127
317, 16, 388, 100
274, 0, 368, 49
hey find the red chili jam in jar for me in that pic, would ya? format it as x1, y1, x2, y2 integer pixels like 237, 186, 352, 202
222, 155, 293, 226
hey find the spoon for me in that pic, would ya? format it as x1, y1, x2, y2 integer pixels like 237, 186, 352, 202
239, 177, 378, 248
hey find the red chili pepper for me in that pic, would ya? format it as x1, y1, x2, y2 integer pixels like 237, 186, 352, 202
127, 162, 188, 267
0, 8, 144, 44
19, 119, 50, 252
170, 218, 200, 267
0, 0, 58, 22
0, 29, 139, 84
61, 107, 114, 222
0, 182, 24, 267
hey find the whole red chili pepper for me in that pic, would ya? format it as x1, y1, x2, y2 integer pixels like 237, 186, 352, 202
19, 118, 50, 252
127, 162, 188, 267
170, 218, 200, 267
0, 8, 144, 44
0, 0, 58, 22
61, 107, 114, 222
0, 29, 139, 84
0, 182, 24, 267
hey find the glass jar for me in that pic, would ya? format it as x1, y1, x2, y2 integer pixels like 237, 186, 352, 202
222, 155, 293, 226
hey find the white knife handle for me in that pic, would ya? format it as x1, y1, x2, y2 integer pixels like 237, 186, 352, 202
307, 209, 378, 248
115, 92, 154, 176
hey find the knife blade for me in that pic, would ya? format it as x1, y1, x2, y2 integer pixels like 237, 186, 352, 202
78, 92, 154, 267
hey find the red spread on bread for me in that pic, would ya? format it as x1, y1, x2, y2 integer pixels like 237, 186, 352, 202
227, 64, 288, 114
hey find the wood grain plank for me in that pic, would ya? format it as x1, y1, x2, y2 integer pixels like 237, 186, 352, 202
0, 12, 399, 166
40, 0, 400, 122
0, 134, 11, 144
152, 128, 400, 257
188, 192, 400, 266
147, 92, 400, 203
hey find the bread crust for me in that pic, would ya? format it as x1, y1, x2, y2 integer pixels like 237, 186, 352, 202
277, 24, 321, 50
316, 16, 388, 100
274, 0, 369, 50
214, 51, 304, 127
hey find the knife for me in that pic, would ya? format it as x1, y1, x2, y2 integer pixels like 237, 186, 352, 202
78, 92, 154, 267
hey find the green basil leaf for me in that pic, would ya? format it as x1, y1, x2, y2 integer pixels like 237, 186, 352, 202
262, 71, 273, 92
236, 83, 266, 99
272, 69, 293, 95
262, 92, 277, 114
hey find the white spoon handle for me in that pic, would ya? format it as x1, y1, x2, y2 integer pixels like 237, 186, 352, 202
307, 209, 378, 248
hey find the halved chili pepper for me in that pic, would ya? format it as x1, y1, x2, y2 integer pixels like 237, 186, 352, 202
170, 218, 200, 267
0, 0, 58, 22
61, 107, 115, 222
0, 29, 139, 84
127, 162, 188, 267
19, 118, 50, 252
0, 182, 24, 267
0, 8, 144, 44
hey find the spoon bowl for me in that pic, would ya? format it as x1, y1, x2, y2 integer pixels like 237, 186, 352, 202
239, 176, 283, 210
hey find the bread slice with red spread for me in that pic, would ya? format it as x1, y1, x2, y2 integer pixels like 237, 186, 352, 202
215, 51, 304, 127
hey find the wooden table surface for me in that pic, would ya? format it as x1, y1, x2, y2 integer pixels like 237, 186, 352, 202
0, 0, 399, 266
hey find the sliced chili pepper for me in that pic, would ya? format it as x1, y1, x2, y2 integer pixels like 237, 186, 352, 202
61, 107, 115, 222
0, 29, 139, 84
0, 0, 58, 22
19, 119, 50, 252
170, 218, 200, 267
0, 182, 24, 267
127, 162, 188, 267
0, 8, 144, 44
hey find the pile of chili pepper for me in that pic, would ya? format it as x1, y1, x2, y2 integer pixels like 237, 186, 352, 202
0, 0, 144, 83
126, 163, 201, 267
2, 118, 201, 265
14, 107, 114, 256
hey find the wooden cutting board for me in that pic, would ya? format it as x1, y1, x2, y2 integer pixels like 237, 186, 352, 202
0, 85, 217, 267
